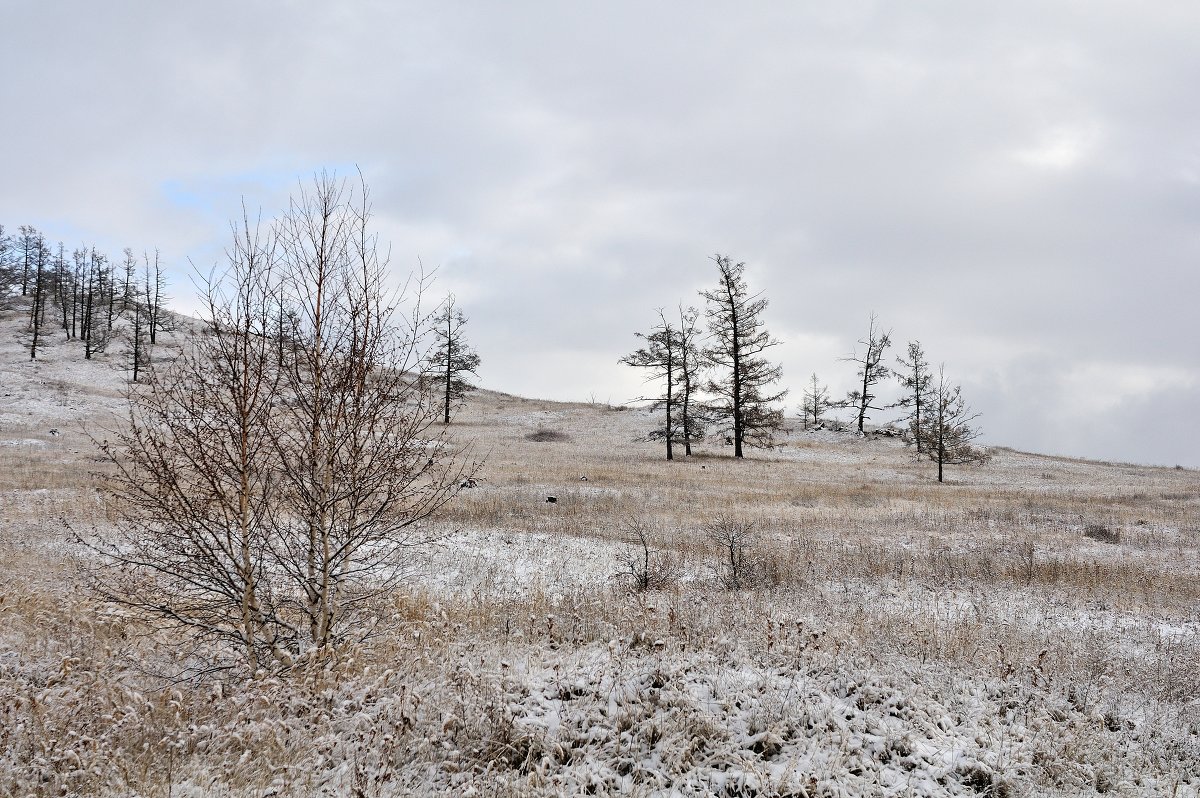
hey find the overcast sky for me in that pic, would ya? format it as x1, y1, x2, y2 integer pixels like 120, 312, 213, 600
3, 1, 1198, 467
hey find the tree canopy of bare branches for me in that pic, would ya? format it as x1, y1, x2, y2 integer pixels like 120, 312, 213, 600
80, 173, 478, 675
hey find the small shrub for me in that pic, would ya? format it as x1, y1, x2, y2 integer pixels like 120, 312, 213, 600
525, 427, 570, 442
705, 516, 783, 590
1083, 523, 1120, 544
616, 518, 678, 592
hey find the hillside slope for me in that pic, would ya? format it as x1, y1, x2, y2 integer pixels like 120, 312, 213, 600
1, 311, 1198, 797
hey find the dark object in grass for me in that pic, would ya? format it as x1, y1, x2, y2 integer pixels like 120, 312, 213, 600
526, 428, 570, 442
1083, 523, 1120, 544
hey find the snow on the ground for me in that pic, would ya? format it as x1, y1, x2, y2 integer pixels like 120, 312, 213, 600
3, 307, 1199, 797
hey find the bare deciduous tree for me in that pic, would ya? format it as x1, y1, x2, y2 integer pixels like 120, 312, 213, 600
842, 313, 891, 433
269, 172, 476, 655
700, 255, 786, 457
80, 174, 479, 674
81, 214, 288, 672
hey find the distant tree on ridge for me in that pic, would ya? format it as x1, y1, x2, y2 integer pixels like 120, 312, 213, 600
842, 313, 891, 433
917, 364, 987, 482
426, 293, 481, 424
894, 340, 934, 453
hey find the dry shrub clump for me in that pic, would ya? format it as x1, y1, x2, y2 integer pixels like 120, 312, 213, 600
525, 427, 570, 443
1083, 522, 1121, 544
703, 515, 786, 590
614, 517, 680, 592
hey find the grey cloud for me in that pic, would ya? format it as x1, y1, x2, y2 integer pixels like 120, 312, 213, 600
1, 1, 1196, 466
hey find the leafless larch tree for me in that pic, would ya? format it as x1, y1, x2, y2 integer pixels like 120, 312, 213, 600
916, 364, 988, 482
842, 313, 892, 434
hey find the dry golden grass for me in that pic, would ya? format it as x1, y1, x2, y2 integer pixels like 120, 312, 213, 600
3, 381, 1200, 795
408, 391, 1200, 726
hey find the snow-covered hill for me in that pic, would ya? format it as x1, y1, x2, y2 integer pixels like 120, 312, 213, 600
1, 306, 1198, 797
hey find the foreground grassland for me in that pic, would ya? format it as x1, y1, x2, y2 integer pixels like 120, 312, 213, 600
1, 340, 1198, 796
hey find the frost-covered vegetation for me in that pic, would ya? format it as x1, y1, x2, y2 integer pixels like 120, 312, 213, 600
2, 311, 1199, 796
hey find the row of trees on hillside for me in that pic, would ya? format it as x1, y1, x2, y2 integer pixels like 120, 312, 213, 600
0, 222, 169, 375
0, 220, 480, 401
622, 255, 985, 481
823, 317, 986, 482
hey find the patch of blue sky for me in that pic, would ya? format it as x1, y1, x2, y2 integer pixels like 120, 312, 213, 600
159, 161, 363, 219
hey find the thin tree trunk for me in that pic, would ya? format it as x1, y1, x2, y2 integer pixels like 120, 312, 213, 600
29, 250, 44, 360
682, 384, 692, 456
727, 285, 743, 458
665, 355, 674, 461
443, 333, 452, 425
914, 395, 923, 454
858, 361, 870, 433
937, 403, 945, 483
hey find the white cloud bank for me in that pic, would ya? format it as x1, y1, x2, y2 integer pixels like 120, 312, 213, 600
1, 1, 1197, 466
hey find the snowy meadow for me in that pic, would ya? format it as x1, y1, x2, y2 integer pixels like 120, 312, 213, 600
1, 323, 1199, 797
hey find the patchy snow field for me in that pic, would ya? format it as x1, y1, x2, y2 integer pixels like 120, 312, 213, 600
2, 311, 1199, 797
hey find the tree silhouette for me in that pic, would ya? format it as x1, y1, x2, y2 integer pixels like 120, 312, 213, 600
700, 255, 786, 457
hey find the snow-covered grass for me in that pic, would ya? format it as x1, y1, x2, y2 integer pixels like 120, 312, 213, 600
2, 305, 1199, 796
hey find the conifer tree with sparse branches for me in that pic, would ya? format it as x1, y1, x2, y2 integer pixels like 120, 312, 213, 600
426, 293, 481, 424
917, 364, 988, 482
700, 254, 786, 457
621, 308, 685, 460
842, 313, 891, 433
800, 372, 833, 430
675, 304, 707, 455
894, 340, 933, 452
0, 224, 13, 298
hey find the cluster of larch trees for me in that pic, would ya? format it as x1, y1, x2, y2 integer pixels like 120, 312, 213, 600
623, 255, 985, 482
621, 255, 787, 461
815, 314, 987, 482
0, 222, 169, 378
